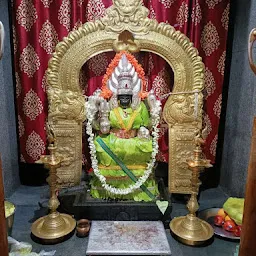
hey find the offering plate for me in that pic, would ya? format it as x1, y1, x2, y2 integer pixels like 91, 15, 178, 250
198, 208, 240, 240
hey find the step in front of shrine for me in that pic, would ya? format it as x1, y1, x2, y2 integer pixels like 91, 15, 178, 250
86, 221, 171, 255
58, 179, 172, 228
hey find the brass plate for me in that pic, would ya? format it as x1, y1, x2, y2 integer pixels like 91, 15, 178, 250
170, 216, 214, 246
31, 213, 76, 240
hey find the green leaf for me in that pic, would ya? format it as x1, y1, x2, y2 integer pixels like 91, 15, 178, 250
156, 200, 168, 215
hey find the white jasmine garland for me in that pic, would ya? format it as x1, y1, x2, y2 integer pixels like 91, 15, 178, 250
85, 99, 161, 195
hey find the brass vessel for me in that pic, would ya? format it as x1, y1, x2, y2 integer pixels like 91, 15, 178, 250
76, 219, 90, 238
5, 201, 15, 236
31, 125, 76, 244
170, 130, 214, 246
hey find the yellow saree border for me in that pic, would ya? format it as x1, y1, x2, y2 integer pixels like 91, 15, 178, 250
113, 107, 139, 131
98, 164, 147, 170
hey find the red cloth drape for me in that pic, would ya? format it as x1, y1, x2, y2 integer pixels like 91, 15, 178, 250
12, 0, 230, 164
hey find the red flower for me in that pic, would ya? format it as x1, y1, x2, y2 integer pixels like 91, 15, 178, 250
88, 167, 94, 173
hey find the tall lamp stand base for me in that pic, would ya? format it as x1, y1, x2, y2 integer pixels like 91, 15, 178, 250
170, 214, 214, 246
31, 212, 76, 244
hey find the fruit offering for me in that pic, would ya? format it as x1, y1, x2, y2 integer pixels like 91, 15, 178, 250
223, 198, 244, 226
4, 201, 15, 218
214, 215, 224, 226
223, 219, 236, 232
234, 225, 242, 237
214, 208, 242, 237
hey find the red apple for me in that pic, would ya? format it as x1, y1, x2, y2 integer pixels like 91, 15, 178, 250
223, 220, 236, 232
234, 225, 242, 237
214, 215, 224, 226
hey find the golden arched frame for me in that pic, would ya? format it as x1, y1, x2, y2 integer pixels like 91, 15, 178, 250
47, 0, 204, 194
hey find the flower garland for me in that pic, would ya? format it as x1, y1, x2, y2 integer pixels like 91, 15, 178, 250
101, 51, 148, 100
85, 98, 161, 195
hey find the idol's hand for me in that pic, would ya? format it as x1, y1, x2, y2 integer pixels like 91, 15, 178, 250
147, 90, 162, 120
147, 90, 157, 113
137, 127, 150, 140
99, 101, 110, 134
88, 89, 103, 117
100, 120, 110, 134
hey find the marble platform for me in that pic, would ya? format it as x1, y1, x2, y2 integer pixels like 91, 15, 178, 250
86, 221, 171, 255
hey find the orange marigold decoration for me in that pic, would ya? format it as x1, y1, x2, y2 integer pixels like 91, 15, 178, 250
100, 51, 148, 99
138, 91, 149, 99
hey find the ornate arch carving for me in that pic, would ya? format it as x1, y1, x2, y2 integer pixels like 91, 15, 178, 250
47, 0, 204, 193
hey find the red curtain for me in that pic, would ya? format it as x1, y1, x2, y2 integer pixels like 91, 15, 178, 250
12, 0, 230, 165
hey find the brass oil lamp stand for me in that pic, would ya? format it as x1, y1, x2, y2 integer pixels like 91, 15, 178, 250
170, 132, 214, 246
31, 125, 76, 243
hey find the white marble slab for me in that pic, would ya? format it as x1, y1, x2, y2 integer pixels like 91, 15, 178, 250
86, 221, 171, 255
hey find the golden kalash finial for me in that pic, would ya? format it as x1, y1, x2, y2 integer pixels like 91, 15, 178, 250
170, 126, 214, 246
31, 123, 76, 244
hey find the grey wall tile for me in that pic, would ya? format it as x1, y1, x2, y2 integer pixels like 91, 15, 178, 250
232, 1, 256, 53
0, 0, 20, 196
220, 48, 256, 196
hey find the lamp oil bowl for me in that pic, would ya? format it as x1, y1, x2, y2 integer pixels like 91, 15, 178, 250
76, 219, 90, 238
5, 201, 15, 236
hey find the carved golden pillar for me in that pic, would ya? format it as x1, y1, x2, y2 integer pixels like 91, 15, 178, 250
163, 92, 204, 194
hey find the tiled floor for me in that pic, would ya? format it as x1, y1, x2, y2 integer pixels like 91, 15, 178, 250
7, 186, 239, 256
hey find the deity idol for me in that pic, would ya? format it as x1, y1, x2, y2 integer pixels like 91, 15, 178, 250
86, 52, 161, 201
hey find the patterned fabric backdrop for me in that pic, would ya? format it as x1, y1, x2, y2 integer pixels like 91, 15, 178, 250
12, 0, 230, 166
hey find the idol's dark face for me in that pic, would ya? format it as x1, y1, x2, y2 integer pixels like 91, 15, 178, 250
118, 95, 132, 108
